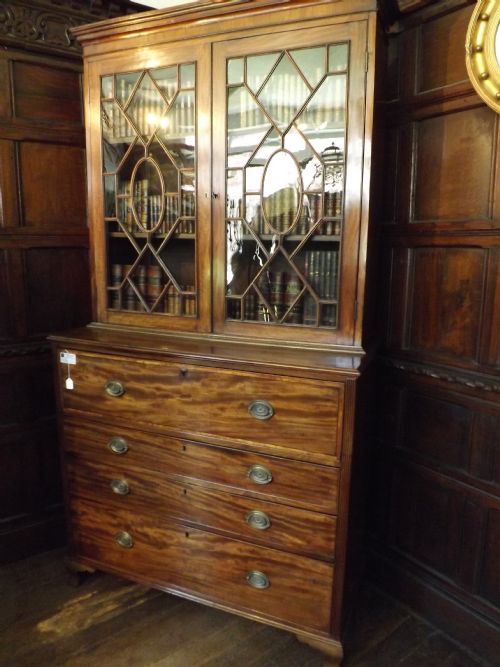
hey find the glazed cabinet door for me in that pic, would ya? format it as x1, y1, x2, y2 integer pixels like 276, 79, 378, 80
213, 20, 369, 345
86, 43, 211, 332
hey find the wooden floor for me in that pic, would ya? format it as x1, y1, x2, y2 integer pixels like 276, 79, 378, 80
0, 550, 492, 667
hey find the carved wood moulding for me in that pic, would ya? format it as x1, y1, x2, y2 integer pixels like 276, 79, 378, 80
0, 0, 145, 55
0, 341, 51, 357
383, 357, 500, 393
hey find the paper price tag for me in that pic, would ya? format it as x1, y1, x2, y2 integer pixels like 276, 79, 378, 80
60, 351, 77, 365
65, 377, 74, 390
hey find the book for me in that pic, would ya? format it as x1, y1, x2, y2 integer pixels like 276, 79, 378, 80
110, 263, 122, 309
135, 265, 147, 311
146, 265, 162, 310
284, 274, 302, 324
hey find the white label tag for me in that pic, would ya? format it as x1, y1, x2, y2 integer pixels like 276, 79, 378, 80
65, 377, 74, 390
60, 351, 77, 365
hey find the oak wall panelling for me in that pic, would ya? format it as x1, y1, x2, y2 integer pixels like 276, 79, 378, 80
0, 0, 145, 564
373, 0, 500, 662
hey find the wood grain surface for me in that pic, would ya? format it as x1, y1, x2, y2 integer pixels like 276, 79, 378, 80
59, 351, 343, 461
69, 497, 334, 633
65, 453, 337, 559
62, 420, 340, 514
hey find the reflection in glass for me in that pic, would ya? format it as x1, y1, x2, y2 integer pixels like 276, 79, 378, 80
104, 175, 116, 217
257, 53, 310, 130
262, 150, 302, 234
154, 66, 177, 101
227, 86, 270, 169
180, 63, 195, 88
328, 44, 348, 72
290, 47, 325, 87
101, 62, 197, 316
228, 58, 244, 85
102, 76, 113, 98
225, 42, 348, 328
157, 90, 195, 168
246, 53, 280, 92
227, 169, 243, 217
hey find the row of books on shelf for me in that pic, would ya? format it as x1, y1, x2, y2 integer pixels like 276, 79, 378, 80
227, 249, 338, 325
229, 191, 343, 236
119, 185, 195, 233
109, 263, 195, 314
227, 293, 336, 327
104, 79, 194, 139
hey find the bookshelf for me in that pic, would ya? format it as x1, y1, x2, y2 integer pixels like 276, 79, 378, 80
51, 4, 379, 667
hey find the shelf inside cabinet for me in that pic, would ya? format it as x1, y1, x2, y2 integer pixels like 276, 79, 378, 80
109, 232, 195, 240
240, 234, 341, 242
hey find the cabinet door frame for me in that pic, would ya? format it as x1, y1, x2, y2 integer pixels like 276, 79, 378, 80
212, 19, 370, 347
85, 42, 212, 333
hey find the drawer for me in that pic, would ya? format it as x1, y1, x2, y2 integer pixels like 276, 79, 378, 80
69, 497, 334, 632
57, 350, 343, 463
63, 420, 339, 513
65, 454, 337, 559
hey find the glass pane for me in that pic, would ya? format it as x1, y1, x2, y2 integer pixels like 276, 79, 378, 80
290, 47, 325, 88
103, 63, 197, 318
101, 100, 136, 173
103, 175, 115, 217
164, 193, 179, 232
296, 74, 346, 153
181, 170, 195, 227
262, 150, 301, 234
227, 169, 243, 217
224, 42, 346, 330
246, 53, 280, 93
227, 86, 270, 169
116, 72, 140, 105
101, 76, 113, 98
228, 58, 244, 85
126, 71, 168, 138
328, 44, 348, 72
157, 90, 195, 168
180, 63, 195, 89
257, 53, 310, 131
152, 66, 177, 101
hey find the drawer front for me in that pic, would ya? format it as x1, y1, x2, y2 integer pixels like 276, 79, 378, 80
63, 420, 339, 513
69, 498, 334, 632
58, 350, 343, 462
65, 454, 337, 559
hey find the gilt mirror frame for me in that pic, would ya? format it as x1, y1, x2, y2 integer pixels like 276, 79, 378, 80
466, 0, 500, 113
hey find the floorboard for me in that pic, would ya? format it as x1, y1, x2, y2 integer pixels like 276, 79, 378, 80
0, 550, 493, 667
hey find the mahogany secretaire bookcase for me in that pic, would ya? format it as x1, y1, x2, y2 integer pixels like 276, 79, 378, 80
49, 1, 379, 664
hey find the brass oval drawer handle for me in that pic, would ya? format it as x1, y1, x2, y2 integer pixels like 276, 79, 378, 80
248, 399, 274, 421
110, 479, 130, 495
246, 570, 269, 589
247, 464, 273, 485
108, 436, 128, 455
246, 510, 271, 531
115, 531, 133, 549
105, 379, 125, 397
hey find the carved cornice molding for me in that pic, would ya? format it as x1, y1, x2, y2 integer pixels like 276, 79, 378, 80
383, 357, 500, 394
0, 1, 144, 55
0, 341, 51, 358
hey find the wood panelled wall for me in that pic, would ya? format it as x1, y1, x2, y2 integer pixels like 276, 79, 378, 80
372, 1, 500, 662
0, 0, 144, 564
